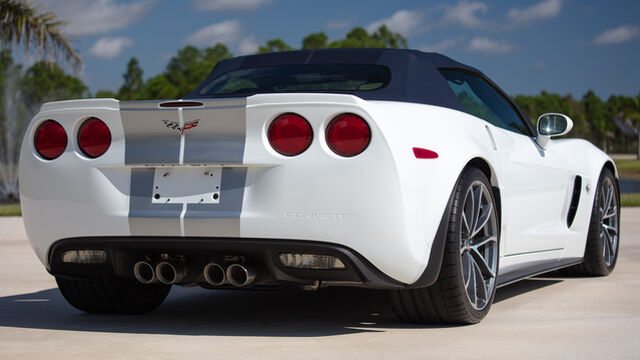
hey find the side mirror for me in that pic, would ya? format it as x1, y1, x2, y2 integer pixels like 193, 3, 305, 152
536, 113, 573, 149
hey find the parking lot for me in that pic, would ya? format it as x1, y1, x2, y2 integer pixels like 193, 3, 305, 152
1, 209, 639, 359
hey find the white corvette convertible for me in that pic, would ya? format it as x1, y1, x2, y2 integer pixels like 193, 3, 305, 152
19, 49, 620, 324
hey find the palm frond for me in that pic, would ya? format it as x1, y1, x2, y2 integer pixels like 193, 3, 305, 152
0, 0, 82, 70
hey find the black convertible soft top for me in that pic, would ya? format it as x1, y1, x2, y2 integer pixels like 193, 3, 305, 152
187, 48, 482, 111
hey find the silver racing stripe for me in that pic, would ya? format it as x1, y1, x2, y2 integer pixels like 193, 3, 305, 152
129, 168, 182, 236
183, 168, 247, 237
122, 99, 248, 237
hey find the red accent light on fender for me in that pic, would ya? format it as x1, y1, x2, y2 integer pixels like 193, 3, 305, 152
34, 120, 67, 160
268, 113, 313, 156
78, 117, 111, 158
413, 147, 438, 159
326, 114, 371, 157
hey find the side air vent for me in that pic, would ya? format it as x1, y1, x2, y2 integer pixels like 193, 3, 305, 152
567, 176, 582, 228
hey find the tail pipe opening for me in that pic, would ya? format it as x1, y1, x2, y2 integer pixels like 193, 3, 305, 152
226, 264, 257, 287
203, 263, 226, 286
155, 261, 187, 284
133, 261, 157, 284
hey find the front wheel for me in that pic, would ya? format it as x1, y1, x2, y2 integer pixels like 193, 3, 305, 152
564, 167, 620, 276
389, 167, 499, 324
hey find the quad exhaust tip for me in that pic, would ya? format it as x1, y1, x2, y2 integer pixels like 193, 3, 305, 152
226, 264, 256, 287
155, 261, 187, 284
203, 263, 226, 286
133, 261, 157, 284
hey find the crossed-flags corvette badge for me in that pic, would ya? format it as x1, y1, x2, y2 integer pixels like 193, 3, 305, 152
162, 119, 200, 135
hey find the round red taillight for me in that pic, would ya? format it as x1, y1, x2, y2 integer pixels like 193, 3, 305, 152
78, 117, 111, 158
268, 113, 313, 156
34, 120, 67, 160
326, 114, 371, 157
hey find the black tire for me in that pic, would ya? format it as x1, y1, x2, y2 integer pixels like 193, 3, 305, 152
389, 167, 499, 324
56, 276, 171, 314
562, 167, 620, 276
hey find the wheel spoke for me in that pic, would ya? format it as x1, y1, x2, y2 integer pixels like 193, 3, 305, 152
462, 253, 471, 287
471, 203, 493, 238
472, 234, 497, 249
463, 188, 474, 236
603, 206, 617, 219
603, 226, 616, 258
472, 185, 482, 234
602, 223, 618, 236
473, 260, 488, 303
462, 211, 471, 236
603, 230, 612, 263
467, 259, 477, 307
470, 247, 495, 278
604, 184, 613, 217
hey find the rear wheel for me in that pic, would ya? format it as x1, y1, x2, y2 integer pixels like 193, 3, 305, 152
389, 167, 499, 324
563, 168, 619, 276
56, 276, 171, 314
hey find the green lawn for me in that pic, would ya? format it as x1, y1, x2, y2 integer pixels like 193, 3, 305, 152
614, 158, 640, 180
622, 193, 640, 207
0, 203, 21, 216
614, 158, 640, 206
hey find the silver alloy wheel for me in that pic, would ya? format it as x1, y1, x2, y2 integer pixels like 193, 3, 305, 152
460, 180, 498, 311
599, 177, 619, 267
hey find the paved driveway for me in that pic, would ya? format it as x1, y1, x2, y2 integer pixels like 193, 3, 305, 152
1, 209, 639, 359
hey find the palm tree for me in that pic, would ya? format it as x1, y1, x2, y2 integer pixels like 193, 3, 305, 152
0, 0, 81, 70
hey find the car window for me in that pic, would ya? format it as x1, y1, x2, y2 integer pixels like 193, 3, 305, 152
199, 64, 391, 96
440, 70, 530, 136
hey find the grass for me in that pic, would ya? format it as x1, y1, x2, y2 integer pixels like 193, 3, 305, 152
621, 193, 640, 207
0, 203, 21, 216
614, 158, 640, 180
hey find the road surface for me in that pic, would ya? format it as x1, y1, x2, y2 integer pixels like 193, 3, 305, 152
1, 209, 639, 359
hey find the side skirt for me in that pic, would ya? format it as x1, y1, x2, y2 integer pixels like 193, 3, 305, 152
496, 258, 583, 288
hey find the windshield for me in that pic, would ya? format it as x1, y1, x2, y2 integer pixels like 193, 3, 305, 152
199, 64, 391, 96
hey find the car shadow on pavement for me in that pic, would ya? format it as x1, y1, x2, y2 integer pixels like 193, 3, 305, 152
0, 278, 562, 336
494, 278, 563, 303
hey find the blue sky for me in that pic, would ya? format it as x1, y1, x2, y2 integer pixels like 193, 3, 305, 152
35, 0, 640, 99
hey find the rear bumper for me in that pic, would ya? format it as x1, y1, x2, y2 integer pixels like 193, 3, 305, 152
48, 237, 407, 289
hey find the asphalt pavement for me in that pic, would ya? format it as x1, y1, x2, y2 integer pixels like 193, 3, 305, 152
1, 209, 639, 359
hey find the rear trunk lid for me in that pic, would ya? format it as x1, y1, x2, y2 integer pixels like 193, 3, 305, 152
119, 98, 247, 165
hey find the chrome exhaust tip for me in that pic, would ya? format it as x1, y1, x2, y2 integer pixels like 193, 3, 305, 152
133, 261, 157, 284
226, 264, 256, 287
155, 261, 187, 285
203, 263, 226, 286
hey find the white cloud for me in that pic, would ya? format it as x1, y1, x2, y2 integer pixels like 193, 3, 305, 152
366, 10, 425, 36
442, 1, 487, 28
326, 19, 352, 30
237, 36, 259, 55
594, 25, 640, 45
468, 36, 514, 54
194, 0, 270, 11
419, 38, 463, 53
88, 37, 133, 59
39, 0, 155, 36
507, 0, 563, 24
533, 61, 548, 69
185, 20, 243, 47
